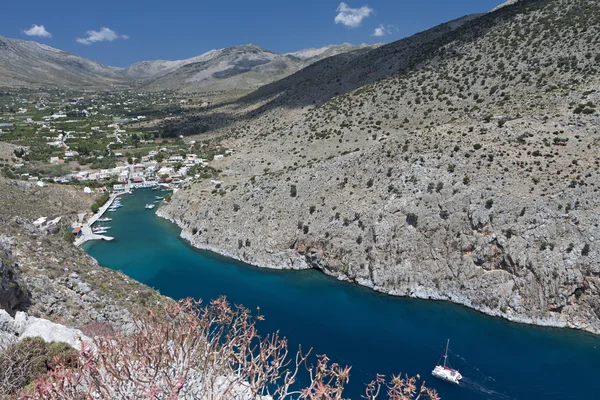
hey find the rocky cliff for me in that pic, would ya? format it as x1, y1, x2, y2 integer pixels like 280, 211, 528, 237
160, 0, 600, 333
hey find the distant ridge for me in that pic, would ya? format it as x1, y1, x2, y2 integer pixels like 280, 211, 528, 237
0, 37, 377, 91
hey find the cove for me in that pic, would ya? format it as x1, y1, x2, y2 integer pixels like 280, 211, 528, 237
83, 189, 600, 400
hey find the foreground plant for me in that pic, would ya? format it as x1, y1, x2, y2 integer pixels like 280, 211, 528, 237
23, 297, 438, 399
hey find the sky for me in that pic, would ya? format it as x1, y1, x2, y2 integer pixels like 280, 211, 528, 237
2, 0, 504, 67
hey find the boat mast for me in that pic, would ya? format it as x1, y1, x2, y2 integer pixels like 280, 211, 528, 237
443, 339, 449, 368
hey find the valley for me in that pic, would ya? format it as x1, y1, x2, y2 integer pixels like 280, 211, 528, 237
0, 0, 599, 398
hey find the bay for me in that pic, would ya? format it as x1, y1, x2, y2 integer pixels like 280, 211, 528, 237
84, 189, 600, 400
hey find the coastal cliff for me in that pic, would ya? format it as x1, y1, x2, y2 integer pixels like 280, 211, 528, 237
160, 0, 600, 334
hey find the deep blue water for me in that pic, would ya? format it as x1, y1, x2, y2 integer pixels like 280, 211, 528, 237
84, 189, 600, 400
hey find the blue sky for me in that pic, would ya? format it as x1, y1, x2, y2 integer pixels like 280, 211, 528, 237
3, 0, 503, 67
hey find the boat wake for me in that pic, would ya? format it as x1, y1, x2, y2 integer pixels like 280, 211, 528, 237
446, 349, 514, 399
459, 377, 513, 400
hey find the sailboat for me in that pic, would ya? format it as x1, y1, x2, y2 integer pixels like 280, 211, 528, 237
432, 339, 463, 385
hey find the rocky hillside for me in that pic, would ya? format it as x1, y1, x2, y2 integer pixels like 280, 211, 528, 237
0, 177, 163, 334
161, 0, 600, 333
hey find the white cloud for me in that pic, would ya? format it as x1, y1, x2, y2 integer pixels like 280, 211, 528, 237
23, 24, 52, 38
372, 24, 393, 37
335, 2, 373, 28
76, 27, 128, 45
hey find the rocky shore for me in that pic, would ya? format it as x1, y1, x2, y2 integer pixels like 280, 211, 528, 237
157, 205, 600, 334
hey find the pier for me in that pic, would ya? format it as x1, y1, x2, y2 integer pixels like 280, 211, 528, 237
74, 185, 130, 246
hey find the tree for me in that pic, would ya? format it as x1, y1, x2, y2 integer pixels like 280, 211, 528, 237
26, 298, 439, 400
406, 213, 418, 227
63, 231, 75, 243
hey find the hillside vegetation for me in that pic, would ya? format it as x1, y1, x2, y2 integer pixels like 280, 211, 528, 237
161, 0, 600, 333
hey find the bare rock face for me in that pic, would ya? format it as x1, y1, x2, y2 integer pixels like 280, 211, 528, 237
15, 312, 91, 350
161, 0, 600, 334
0, 309, 91, 351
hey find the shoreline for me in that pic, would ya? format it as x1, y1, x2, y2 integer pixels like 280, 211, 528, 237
156, 207, 598, 336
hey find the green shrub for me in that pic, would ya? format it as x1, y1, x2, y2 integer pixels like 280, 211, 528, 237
63, 231, 75, 243
406, 213, 418, 227
0, 337, 76, 397
91, 192, 110, 214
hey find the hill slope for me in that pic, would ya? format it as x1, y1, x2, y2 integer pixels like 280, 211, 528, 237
0, 36, 123, 88
161, 0, 600, 333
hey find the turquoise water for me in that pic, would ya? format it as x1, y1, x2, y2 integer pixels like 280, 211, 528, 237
84, 189, 600, 400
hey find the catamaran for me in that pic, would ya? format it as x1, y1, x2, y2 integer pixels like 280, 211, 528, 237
432, 340, 462, 385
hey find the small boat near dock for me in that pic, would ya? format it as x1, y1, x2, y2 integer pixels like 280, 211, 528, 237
97, 218, 112, 222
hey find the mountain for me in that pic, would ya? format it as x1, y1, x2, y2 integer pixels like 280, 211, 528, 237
161, 0, 600, 334
0, 36, 122, 88
0, 38, 375, 91
138, 43, 377, 93
120, 49, 223, 79
239, 14, 481, 109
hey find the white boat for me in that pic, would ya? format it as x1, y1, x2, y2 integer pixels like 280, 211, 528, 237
432, 340, 462, 385
145, 204, 155, 209
155, 196, 164, 200
97, 218, 112, 222
93, 229, 108, 234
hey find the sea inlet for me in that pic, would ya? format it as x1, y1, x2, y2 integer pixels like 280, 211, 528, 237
84, 189, 600, 400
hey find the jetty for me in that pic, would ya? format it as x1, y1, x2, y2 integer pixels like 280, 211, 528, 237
74, 184, 131, 246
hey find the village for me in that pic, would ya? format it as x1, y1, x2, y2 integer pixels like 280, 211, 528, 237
0, 88, 229, 194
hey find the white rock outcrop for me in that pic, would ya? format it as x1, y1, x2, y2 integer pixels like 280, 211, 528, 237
0, 309, 91, 350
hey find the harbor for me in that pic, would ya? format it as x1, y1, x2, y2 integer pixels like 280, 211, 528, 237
74, 183, 172, 246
